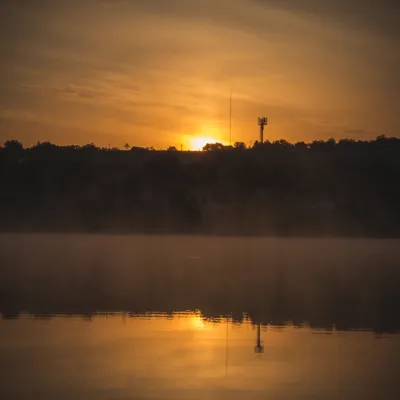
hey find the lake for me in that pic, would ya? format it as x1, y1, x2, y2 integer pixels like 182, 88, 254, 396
0, 234, 399, 399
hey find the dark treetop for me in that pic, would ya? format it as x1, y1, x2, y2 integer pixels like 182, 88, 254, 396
1, 136, 399, 237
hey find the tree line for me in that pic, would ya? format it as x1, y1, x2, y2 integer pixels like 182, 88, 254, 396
0, 136, 399, 236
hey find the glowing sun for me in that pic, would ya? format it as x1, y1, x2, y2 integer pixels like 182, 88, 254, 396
188, 136, 223, 151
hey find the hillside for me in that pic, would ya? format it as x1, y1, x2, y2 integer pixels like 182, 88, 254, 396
1, 137, 399, 236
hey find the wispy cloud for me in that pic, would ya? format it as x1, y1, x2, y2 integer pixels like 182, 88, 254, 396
0, 0, 398, 147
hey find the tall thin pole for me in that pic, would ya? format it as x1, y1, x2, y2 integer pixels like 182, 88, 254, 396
225, 316, 229, 377
229, 89, 232, 146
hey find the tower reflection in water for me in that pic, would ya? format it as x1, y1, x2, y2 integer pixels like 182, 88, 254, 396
254, 321, 264, 354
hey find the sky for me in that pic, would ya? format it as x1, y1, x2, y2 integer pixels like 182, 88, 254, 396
0, 0, 399, 149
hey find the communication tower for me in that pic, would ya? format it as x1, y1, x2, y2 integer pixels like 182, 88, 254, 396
258, 117, 268, 143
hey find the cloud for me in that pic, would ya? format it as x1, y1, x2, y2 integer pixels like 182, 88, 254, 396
0, 108, 38, 123
253, 0, 400, 39
0, 0, 398, 147
56, 85, 103, 99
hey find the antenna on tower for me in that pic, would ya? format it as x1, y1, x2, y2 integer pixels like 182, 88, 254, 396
229, 89, 232, 146
258, 116, 268, 143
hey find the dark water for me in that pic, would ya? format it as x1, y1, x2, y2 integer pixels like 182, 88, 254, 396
0, 234, 399, 399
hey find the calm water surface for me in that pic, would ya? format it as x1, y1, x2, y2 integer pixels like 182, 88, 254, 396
0, 234, 399, 399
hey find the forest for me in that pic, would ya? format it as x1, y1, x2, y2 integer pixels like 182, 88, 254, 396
0, 136, 399, 237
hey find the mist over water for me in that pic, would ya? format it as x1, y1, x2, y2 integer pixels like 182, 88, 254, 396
1, 234, 399, 399
1, 0, 399, 396
1, 234, 399, 331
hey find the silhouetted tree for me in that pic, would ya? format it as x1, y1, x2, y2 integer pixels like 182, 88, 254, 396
0, 136, 399, 236
295, 141, 308, 150
327, 138, 336, 146
202, 142, 224, 152
3, 140, 23, 153
273, 139, 292, 147
131, 146, 148, 152
80, 143, 98, 152
31, 141, 58, 155
234, 142, 246, 150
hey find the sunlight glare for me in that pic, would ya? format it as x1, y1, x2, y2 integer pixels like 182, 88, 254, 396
190, 314, 206, 330
188, 136, 223, 151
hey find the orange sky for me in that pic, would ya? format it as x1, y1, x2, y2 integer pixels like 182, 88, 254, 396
0, 0, 399, 149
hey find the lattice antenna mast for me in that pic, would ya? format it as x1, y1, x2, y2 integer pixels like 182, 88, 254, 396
258, 117, 268, 143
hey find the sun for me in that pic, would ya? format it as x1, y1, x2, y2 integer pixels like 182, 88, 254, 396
188, 135, 223, 151
188, 312, 211, 330
191, 314, 206, 330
